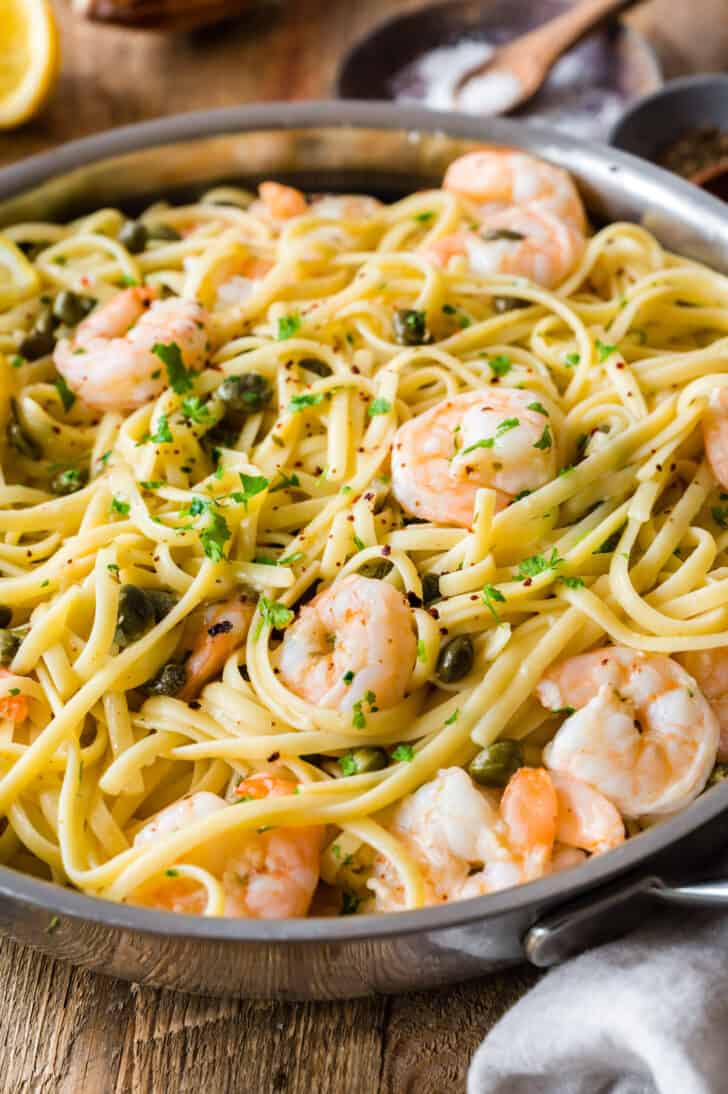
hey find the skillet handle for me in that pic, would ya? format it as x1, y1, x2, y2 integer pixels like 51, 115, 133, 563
524, 873, 728, 967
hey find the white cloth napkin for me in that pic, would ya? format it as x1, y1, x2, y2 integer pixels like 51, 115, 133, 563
468, 911, 728, 1094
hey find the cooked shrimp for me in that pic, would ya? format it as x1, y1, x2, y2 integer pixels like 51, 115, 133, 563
180, 596, 256, 701
678, 649, 728, 761
258, 181, 308, 220
309, 194, 382, 221
54, 286, 210, 412
443, 147, 587, 231
703, 387, 728, 489
391, 389, 558, 527
538, 647, 719, 816
0, 667, 28, 723
278, 573, 416, 713
131, 776, 322, 919
550, 771, 625, 854
370, 764, 623, 910
425, 147, 587, 288
370, 766, 557, 910
422, 205, 585, 289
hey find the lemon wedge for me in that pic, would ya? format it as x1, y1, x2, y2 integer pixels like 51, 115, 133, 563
0, 235, 41, 307
0, 0, 59, 129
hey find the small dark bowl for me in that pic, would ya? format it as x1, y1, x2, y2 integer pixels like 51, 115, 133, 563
337, 0, 661, 142
611, 73, 728, 165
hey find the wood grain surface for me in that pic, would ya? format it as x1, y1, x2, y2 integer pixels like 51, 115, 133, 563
0, 1, 725, 1090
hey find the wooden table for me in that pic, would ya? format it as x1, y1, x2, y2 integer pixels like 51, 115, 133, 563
0, 2, 725, 1090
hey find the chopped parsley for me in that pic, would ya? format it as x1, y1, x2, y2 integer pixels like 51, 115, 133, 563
367, 398, 392, 417
339, 753, 358, 776
391, 743, 414, 763
414, 210, 434, 223
10, 355, 24, 368
596, 339, 618, 362
342, 670, 355, 685
712, 506, 728, 529
533, 424, 552, 450
351, 700, 366, 730
515, 548, 563, 580
462, 417, 519, 455
106, 563, 120, 575
487, 354, 512, 378
180, 395, 211, 423
277, 314, 301, 341
559, 576, 585, 589
255, 596, 294, 639
148, 414, 173, 445
278, 551, 304, 566
288, 392, 323, 413
139, 480, 162, 490
270, 471, 300, 492
444, 709, 459, 725
53, 375, 76, 412
341, 890, 360, 915
482, 583, 506, 622
353, 535, 365, 552
593, 529, 623, 555
417, 638, 427, 662
232, 472, 269, 510
527, 401, 548, 416
200, 508, 231, 562
565, 352, 580, 367
152, 341, 196, 395
110, 497, 130, 516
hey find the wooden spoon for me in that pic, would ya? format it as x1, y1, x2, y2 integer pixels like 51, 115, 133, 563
453, 0, 640, 114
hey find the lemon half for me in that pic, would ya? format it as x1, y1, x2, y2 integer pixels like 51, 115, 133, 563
0, 0, 59, 129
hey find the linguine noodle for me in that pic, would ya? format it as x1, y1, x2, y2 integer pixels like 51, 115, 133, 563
0, 159, 727, 918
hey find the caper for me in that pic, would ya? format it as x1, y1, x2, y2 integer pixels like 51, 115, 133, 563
298, 357, 333, 378
0, 607, 12, 629
34, 308, 57, 336
18, 309, 57, 361
468, 740, 523, 787
708, 763, 728, 788
145, 588, 178, 623
115, 584, 156, 645
338, 747, 389, 776
17, 241, 43, 261
436, 635, 474, 683
357, 559, 393, 580
7, 416, 41, 460
422, 573, 441, 605
218, 374, 272, 420
493, 296, 531, 314
145, 223, 182, 243
0, 630, 19, 665
0, 629, 19, 661
482, 228, 526, 242
143, 662, 187, 696
50, 467, 88, 496
393, 308, 431, 346
53, 291, 93, 326
118, 220, 149, 254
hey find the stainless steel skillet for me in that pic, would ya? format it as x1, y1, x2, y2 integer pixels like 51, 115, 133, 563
2, 101, 728, 1000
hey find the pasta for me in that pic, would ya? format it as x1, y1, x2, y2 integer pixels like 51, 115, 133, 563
0, 146, 727, 919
